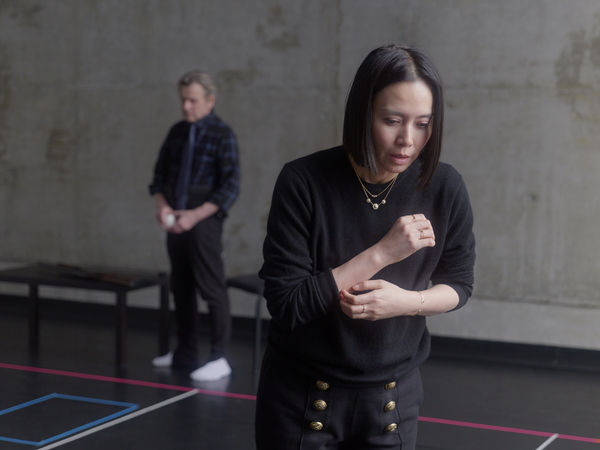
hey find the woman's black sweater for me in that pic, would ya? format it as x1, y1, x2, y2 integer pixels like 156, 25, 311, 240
259, 146, 475, 385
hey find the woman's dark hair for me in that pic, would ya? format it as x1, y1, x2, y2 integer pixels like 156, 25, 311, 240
343, 44, 444, 190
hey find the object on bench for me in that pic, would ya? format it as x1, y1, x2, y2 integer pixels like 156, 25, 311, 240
226, 274, 265, 377
37, 262, 144, 287
0, 263, 170, 367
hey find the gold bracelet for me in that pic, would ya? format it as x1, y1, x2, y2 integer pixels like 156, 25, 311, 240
411, 291, 425, 316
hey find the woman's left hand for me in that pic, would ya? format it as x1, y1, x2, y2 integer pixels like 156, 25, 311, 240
339, 279, 419, 320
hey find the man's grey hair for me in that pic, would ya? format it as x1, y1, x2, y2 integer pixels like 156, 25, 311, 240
178, 70, 217, 97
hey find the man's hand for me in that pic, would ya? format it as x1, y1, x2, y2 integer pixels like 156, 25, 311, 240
154, 194, 175, 230
167, 202, 221, 234
168, 209, 199, 233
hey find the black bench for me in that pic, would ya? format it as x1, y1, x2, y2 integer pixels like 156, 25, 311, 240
0, 264, 170, 367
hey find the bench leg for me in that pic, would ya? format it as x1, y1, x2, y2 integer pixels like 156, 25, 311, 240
253, 294, 263, 377
28, 284, 40, 352
116, 291, 127, 367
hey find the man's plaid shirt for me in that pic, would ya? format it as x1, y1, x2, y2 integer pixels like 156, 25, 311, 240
149, 112, 240, 212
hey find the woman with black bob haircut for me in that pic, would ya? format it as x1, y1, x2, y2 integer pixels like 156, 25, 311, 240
256, 44, 475, 449
344, 44, 444, 190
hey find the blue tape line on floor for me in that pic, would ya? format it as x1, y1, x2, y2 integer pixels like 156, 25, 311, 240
0, 393, 139, 446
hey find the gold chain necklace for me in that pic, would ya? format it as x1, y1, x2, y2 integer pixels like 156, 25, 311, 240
355, 172, 398, 210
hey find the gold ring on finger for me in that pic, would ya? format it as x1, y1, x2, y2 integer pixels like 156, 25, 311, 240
362, 305, 366, 314
419, 229, 425, 239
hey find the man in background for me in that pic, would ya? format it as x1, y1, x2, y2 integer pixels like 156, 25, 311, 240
149, 70, 240, 382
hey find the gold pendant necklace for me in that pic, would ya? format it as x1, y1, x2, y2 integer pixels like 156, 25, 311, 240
355, 172, 398, 210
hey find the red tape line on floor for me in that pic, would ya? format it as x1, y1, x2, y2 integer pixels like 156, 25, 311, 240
0, 362, 257, 400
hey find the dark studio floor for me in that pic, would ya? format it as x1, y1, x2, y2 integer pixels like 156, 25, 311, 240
0, 294, 599, 450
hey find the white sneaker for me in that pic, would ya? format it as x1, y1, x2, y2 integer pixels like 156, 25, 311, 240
190, 357, 232, 381
152, 351, 173, 368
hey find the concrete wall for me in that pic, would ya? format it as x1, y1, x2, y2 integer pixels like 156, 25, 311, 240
1, 1, 600, 350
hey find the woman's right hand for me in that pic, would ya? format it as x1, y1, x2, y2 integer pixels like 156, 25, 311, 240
375, 213, 436, 265
332, 214, 435, 294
